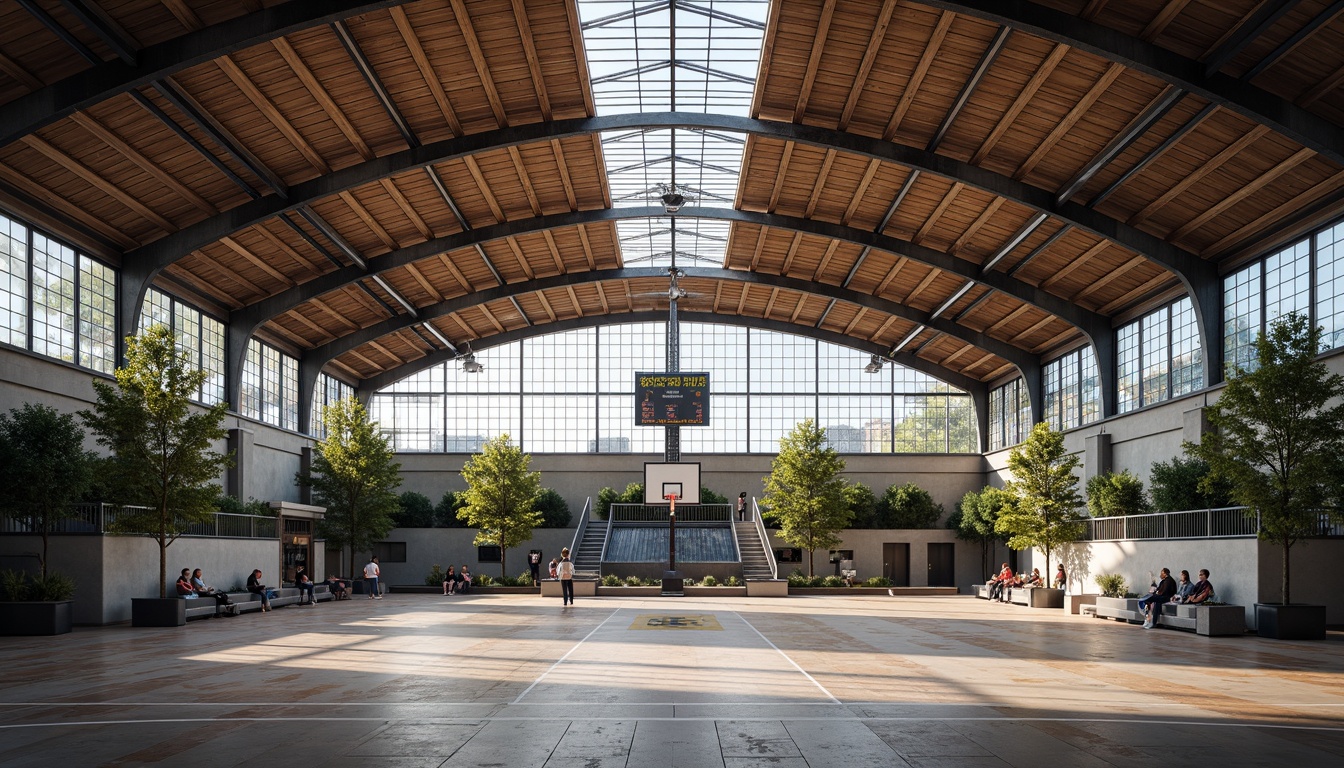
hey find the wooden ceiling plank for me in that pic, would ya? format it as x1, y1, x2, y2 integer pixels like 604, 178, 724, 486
1203, 169, 1344, 257
789, 293, 809, 323
69, 110, 216, 215
1014, 62, 1124, 181
875, 256, 909, 295
813, 239, 842, 280
843, 306, 867, 335
219, 236, 294, 286
326, 358, 361, 379
884, 10, 955, 141
767, 142, 794, 211
338, 190, 398, 251
390, 6, 462, 135
164, 265, 243, 309
1142, 0, 1194, 40
159, 0, 204, 31
1081, 0, 1110, 20
255, 225, 321, 277
367, 340, 403, 366
309, 296, 361, 331
842, 159, 881, 226
541, 230, 565, 273
1009, 314, 1055, 343
379, 178, 433, 241
1097, 273, 1175, 314
20, 134, 175, 232
905, 268, 941, 304
941, 343, 975, 365
507, 145, 543, 216
561, 0, 595, 113
1171, 148, 1315, 242
204, 253, 266, 297
591, 134, 613, 207
577, 224, 597, 269
463, 155, 506, 223
736, 283, 749, 314
448, 0, 508, 127
0, 51, 43, 91
565, 285, 583, 317
285, 308, 336, 342
780, 232, 804, 274
713, 281, 724, 313
1030, 328, 1081, 354
262, 320, 315, 349
749, 227, 769, 270
510, 0, 552, 120
972, 43, 1070, 165
952, 198, 1006, 254
1298, 60, 1344, 106
0, 163, 136, 248
1130, 125, 1271, 225
216, 55, 329, 174
348, 349, 384, 372
838, 0, 898, 130
869, 315, 898, 344
983, 361, 1017, 380
478, 303, 507, 334
750, 0, 783, 117
536, 290, 557, 322
505, 236, 535, 279
913, 182, 964, 245
436, 253, 472, 293
447, 313, 476, 339
550, 139, 578, 210
403, 262, 443, 302
763, 287, 781, 318
803, 148, 837, 219
1072, 254, 1146, 300
596, 282, 610, 313
986, 304, 1032, 334
793, 0, 838, 122
1039, 239, 1111, 290
272, 37, 372, 161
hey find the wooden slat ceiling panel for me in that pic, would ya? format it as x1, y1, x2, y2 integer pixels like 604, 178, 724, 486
0, 4, 106, 92
0, 142, 156, 244
881, 17, 1003, 148
397, 0, 501, 134
1079, 95, 1214, 212
134, 84, 268, 194
385, 168, 470, 237
160, 262, 241, 309
526, 0, 592, 118
463, 0, 548, 120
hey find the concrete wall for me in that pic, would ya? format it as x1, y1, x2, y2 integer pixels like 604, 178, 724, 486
364, 527, 577, 586
1257, 538, 1344, 624
767, 528, 980, 589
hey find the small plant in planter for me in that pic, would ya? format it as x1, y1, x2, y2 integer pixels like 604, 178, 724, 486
602, 574, 622, 586
864, 576, 893, 588
475, 574, 495, 587
0, 569, 76, 636
700, 575, 718, 587
1094, 574, 1127, 598
787, 569, 809, 587
821, 575, 846, 588
425, 565, 446, 587
724, 576, 741, 587
625, 575, 643, 587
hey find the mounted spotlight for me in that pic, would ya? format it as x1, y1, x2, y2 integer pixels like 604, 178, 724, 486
864, 354, 883, 374
661, 192, 685, 213
460, 353, 483, 374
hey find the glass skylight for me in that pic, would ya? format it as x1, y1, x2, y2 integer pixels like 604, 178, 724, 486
579, 0, 768, 268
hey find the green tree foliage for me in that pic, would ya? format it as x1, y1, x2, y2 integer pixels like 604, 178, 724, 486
1148, 455, 1233, 512
1188, 314, 1344, 604
215, 495, 273, 517
596, 482, 643, 519
952, 486, 1015, 580
699, 487, 729, 504
0, 403, 95, 577
997, 422, 1085, 576
761, 419, 850, 576
435, 491, 468, 527
876, 482, 943, 528
300, 397, 401, 577
459, 434, 542, 577
893, 387, 976, 453
80, 325, 230, 598
1085, 471, 1149, 517
394, 491, 435, 528
843, 482, 879, 528
534, 488, 572, 527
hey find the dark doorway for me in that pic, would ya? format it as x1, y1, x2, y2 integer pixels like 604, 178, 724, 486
883, 543, 909, 587
927, 543, 955, 587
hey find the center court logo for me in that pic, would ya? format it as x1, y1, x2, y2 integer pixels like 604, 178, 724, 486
629, 614, 723, 630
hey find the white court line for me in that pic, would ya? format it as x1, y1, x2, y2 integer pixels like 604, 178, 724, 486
732, 610, 841, 705
4, 715, 1344, 732
510, 607, 623, 704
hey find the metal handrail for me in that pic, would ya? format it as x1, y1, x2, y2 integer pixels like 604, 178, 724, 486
728, 508, 742, 566
609, 503, 732, 522
1071, 506, 1344, 541
567, 497, 590, 561
751, 497, 777, 580
0, 503, 278, 539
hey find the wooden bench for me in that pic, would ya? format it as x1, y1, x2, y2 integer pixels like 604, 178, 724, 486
1093, 596, 1245, 636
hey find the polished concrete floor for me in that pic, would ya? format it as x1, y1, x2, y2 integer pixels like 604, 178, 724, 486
2, 593, 1343, 767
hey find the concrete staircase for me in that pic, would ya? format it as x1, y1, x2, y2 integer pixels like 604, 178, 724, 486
572, 520, 607, 576
735, 522, 774, 580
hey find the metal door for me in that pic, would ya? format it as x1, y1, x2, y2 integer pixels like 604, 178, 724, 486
883, 542, 909, 587
927, 542, 955, 587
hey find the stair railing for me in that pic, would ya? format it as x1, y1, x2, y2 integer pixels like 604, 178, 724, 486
567, 497, 591, 566
750, 497, 777, 580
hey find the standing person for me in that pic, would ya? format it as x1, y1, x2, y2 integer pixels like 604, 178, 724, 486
558, 547, 574, 606
294, 565, 316, 606
529, 551, 542, 587
736, 492, 747, 522
364, 555, 382, 600
247, 568, 271, 612
1053, 564, 1067, 590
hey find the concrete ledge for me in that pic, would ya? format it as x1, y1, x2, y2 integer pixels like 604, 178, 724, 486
790, 587, 958, 596
540, 580, 597, 597
1068, 594, 1098, 614
746, 580, 788, 597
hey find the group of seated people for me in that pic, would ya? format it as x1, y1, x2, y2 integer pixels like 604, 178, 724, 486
441, 565, 473, 595
1137, 568, 1215, 628
174, 566, 351, 616
986, 563, 1066, 602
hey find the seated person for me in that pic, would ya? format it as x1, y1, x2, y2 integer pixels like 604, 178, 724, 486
1053, 565, 1067, 590
443, 565, 456, 595
460, 565, 472, 594
549, 559, 559, 579
988, 563, 1012, 601
1169, 570, 1195, 603
453, 565, 466, 594
324, 575, 348, 600
192, 568, 233, 616
247, 568, 271, 612
1137, 567, 1177, 628
294, 566, 316, 606
175, 568, 197, 599
1025, 568, 1043, 587
1187, 569, 1215, 604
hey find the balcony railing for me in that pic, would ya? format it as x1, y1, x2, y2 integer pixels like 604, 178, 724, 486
610, 503, 732, 523
0, 503, 278, 539
1080, 507, 1344, 541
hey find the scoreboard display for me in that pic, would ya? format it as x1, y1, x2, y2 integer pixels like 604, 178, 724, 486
635, 372, 709, 426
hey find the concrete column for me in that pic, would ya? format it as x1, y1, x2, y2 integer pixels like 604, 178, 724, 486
227, 428, 254, 499
299, 446, 314, 505
1183, 406, 1214, 446
1084, 431, 1112, 482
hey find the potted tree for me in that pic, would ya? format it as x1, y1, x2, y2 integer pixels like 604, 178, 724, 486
762, 419, 850, 581
0, 403, 93, 634
458, 434, 541, 584
997, 423, 1087, 609
81, 326, 231, 627
1190, 314, 1344, 640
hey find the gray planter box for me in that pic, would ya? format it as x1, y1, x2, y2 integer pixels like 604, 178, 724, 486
1029, 587, 1065, 609
0, 600, 73, 636
1255, 603, 1326, 640
131, 597, 186, 627
1197, 605, 1247, 636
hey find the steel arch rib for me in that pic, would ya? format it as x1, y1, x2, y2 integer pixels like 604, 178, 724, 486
0, 0, 416, 149
354, 310, 987, 396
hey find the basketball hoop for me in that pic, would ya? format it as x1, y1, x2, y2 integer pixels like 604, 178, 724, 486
664, 493, 679, 515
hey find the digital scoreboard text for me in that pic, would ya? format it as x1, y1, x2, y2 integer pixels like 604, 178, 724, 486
635, 372, 709, 426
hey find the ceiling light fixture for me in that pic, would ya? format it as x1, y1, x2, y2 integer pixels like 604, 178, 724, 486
864, 354, 884, 374
661, 191, 685, 213
460, 352, 483, 374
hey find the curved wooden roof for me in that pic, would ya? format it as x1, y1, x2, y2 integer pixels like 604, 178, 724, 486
2, 0, 1342, 402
